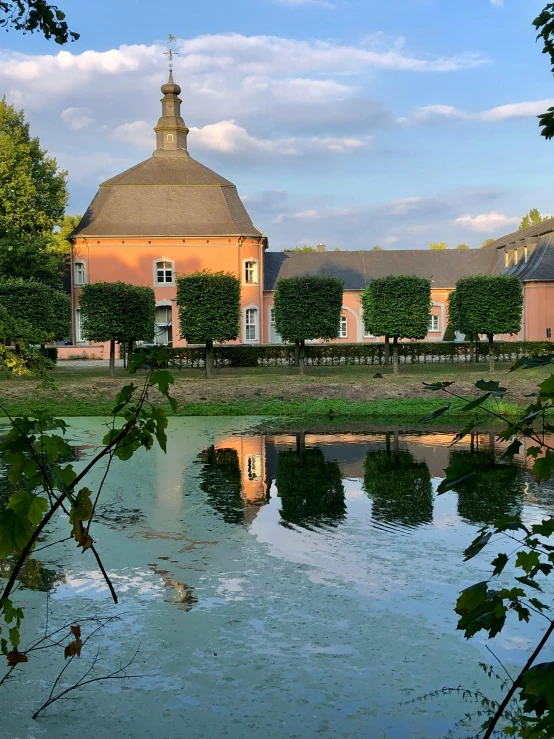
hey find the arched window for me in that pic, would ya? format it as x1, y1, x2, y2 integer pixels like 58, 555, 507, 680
245, 307, 258, 341
339, 314, 347, 338
167, 134, 174, 143
244, 260, 258, 285
155, 259, 174, 285
74, 261, 85, 285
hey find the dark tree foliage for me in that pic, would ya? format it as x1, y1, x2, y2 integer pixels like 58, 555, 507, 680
0, 278, 70, 340
362, 275, 431, 374
79, 282, 155, 375
450, 275, 523, 370
447, 450, 523, 526
534, 4, 554, 139
198, 447, 244, 525
176, 270, 240, 377
0, 0, 78, 43
276, 446, 346, 529
273, 275, 343, 372
363, 449, 433, 528
442, 323, 456, 342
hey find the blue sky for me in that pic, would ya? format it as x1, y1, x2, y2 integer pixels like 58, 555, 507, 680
1, 0, 552, 249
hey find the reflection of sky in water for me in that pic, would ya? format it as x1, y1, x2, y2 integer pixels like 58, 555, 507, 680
2, 418, 554, 739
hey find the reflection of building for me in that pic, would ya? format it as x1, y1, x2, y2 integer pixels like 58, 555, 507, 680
214, 435, 267, 505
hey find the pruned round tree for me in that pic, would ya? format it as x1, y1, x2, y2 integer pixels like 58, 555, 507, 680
450, 275, 523, 371
273, 275, 343, 373
361, 275, 431, 374
176, 270, 240, 377
79, 282, 155, 375
0, 278, 71, 342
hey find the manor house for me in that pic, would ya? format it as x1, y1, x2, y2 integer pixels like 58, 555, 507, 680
68, 73, 554, 356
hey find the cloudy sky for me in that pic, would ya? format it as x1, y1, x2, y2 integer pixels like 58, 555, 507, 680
2, 0, 553, 249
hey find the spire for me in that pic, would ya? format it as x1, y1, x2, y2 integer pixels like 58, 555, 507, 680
153, 36, 189, 156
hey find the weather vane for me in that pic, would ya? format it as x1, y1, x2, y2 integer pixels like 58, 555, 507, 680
164, 34, 178, 71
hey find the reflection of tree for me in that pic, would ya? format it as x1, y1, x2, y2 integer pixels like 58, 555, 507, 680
0, 556, 65, 592
276, 446, 346, 529
198, 446, 244, 525
449, 450, 523, 525
363, 449, 433, 527
148, 563, 197, 611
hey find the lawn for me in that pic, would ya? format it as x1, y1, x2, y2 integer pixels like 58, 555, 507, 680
0, 360, 550, 420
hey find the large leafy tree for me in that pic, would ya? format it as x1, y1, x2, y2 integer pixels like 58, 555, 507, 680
449, 275, 523, 371
0, 99, 68, 283
0, 279, 70, 341
273, 275, 343, 373
534, 4, 554, 139
79, 282, 155, 376
520, 207, 549, 230
176, 271, 240, 378
361, 275, 431, 375
430, 241, 448, 250
0, 0, 78, 43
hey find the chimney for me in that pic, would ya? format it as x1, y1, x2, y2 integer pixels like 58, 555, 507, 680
316, 243, 326, 252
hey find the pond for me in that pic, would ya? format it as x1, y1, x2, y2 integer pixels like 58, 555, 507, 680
1, 418, 554, 739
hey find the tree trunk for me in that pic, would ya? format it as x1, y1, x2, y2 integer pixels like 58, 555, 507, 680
299, 339, 305, 375
392, 336, 399, 375
488, 333, 495, 372
205, 339, 214, 378
128, 340, 134, 369
294, 340, 300, 368
296, 431, 306, 460
469, 334, 475, 364
109, 339, 116, 377
384, 335, 390, 365
385, 431, 391, 455
393, 430, 400, 454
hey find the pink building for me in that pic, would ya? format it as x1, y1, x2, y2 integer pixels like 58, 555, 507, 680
67, 73, 554, 358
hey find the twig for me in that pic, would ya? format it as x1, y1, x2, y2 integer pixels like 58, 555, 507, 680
485, 645, 514, 684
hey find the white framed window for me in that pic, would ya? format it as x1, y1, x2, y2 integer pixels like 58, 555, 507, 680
75, 308, 84, 343
504, 250, 509, 268
514, 248, 519, 266
154, 304, 173, 345
246, 454, 262, 481
339, 315, 347, 339
245, 307, 258, 341
74, 261, 85, 285
154, 259, 174, 286
244, 260, 258, 285
429, 315, 440, 332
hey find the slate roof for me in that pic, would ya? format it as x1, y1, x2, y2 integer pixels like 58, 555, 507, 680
264, 248, 502, 291
503, 241, 554, 282
486, 217, 554, 251
71, 154, 262, 238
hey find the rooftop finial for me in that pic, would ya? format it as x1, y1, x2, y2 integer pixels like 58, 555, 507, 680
164, 34, 178, 75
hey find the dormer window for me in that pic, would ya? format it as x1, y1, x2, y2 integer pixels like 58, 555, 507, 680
155, 259, 174, 285
504, 250, 509, 269
244, 260, 258, 285
74, 261, 86, 285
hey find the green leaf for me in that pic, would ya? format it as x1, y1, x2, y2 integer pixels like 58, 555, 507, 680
449, 420, 479, 447
491, 553, 509, 576
456, 581, 488, 614
437, 471, 477, 494
129, 350, 147, 374
7, 490, 48, 525
8, 627, 19, 648
0, 509, 33, 557
532, 518, 554, 537
464, 531, 493, 560
422, 381, 455, 391
510, 355, 554, 372
461, 393, 491, 413
418, 404, 451, 423
69, 487, 93, 524
519, 661, 554, 715
150, 370, 174, 398
539, 374, 554, 398
515, 575, 542, 591
532, 450, 554, 483
475, 379, 507, 394
515, 550, 541, 574
502, 439, 522, 460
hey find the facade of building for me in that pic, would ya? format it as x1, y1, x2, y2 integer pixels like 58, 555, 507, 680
67, 73, 554, 357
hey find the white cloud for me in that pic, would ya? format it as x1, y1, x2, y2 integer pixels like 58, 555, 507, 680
274, 0, 335, 8
490, 0, 504, 6
455, 211, 520, 233
53, 151, 134, 184
61, 107, 95, 130
113, 118, 368, 158
402, 99, 554, 125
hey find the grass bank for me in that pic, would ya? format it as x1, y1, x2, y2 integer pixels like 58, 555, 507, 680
0, 361, 546, 420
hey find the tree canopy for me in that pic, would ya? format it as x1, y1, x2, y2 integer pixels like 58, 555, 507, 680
273, 275, 343, 370
0, 278, 70, 340
176, 270, 240, 377
534, 4, 554, 139
520, 207, 550, 230
449, 274, 523, 370
0, 0, 78, 43
0, 100, 68, 283
480, 238, 496, 248
430, 241, 448, 250
456, 243, 470, 250
79, 282, 155, 374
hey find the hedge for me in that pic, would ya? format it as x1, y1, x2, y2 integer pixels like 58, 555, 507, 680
163, 340, 554, 368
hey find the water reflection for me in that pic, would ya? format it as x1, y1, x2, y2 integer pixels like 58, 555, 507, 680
447, 449, 523, 525
276, 435, 346, 529
363, 448, 433, 528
